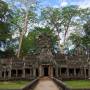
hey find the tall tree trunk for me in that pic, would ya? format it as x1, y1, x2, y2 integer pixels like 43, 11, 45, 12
17, 12, 28, 58
63, 18, 71, 46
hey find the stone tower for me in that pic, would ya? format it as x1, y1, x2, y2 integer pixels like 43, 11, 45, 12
36, 33, 55, 77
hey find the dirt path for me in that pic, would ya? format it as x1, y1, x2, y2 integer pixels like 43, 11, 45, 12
32, 77, 62, 90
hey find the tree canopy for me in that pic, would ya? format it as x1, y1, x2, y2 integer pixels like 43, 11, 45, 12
21, 27, 58, 56
0, 0, 15, 57
0, 0, 12, 42
0, 0, 90, 58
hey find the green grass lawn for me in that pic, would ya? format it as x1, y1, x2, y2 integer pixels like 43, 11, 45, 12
0, 81, 30, 89
64, 80, 90, 89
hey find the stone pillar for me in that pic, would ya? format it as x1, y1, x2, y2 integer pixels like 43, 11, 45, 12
67, 68, 69, 78
8, 70, 11, 78
50, 66, 53, 77
80, 68, 83, 77
39, 65, 42, 77
49, 65, 53, 77
22, 62, 25, 78
22, 69, 25, 78
84, 67, 87, 79
3, 67, 6, 79
74, 68, 76, 76
0, 71, 2, 78
88, 62, 90, 79
89, 67, 90, 79
33, 68, 36, 78
4, 71, 6, 79
56, 67, 59, 78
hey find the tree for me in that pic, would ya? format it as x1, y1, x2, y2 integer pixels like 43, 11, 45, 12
21, 27, 58, 57
68, 19, 90, 56
0, 0, 15, 57
41, 6, 80, 41
40, 6, 90, 51
0, 0, 12, 41
40, 7, 62, 47
7, 0, 37, 58
69, 33, 82, 47
0, 0, 12, 50
15, 0, 37, 58
82, 20, 90, 48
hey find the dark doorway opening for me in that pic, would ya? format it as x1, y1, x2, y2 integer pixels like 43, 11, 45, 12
44, 67, 48, 76
36, 69, 39, 77
53, 68, 55, 76
11, 70, 16, 77
17, 70, 22, 77
86, 69, 88, 76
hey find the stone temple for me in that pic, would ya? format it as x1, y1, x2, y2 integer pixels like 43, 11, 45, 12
0, 33, 90, 80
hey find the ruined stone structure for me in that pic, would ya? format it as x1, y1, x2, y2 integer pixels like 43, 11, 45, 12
0, 34, 90, 80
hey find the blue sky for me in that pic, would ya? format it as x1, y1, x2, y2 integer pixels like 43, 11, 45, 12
4, 0, 90, 9
39, 0, 90, 8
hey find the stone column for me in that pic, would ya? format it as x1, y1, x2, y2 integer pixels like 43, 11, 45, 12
4, 71, 6, 79
22, 62, 25, 78
3, 67, 6, 79
0, 71, 2, 78
33, 68, 36, 78
74, 68, 76, 76
39, 65, 42, 77
8, 70, 11, 78
49, 65, 53, 77
56, 66, 59, 78
80, 68, 83, 77
84, 67, 87, 79
67, 68, 69, 78
50, 66, 53, 77
88, 62, 90, 79
22, 69, 25, 78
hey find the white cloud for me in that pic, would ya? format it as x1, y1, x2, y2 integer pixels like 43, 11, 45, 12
61, 2, 68, 7
78, 0, 90, 8
59, 0, 90, 8
60, 0, 68, 7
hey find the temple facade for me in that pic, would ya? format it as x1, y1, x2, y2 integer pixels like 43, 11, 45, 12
0, 34, 90, 80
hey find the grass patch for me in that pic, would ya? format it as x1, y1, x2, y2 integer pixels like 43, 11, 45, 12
64, 80, 90, 89
0, 81, 30, 89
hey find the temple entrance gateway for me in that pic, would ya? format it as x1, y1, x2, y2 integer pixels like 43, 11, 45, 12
39, 65, 53, 77
44, 66, 49, 76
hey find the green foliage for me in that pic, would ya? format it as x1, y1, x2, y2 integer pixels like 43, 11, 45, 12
21, 27, 58, 56
0, 0, 12, 41
0, 48, 15, 58
1, 0, 90, 57
82, 36, 90, 47
0, 0, 14, 57
83, 20, 90, 36
82, 20, 90, 47
0, 0, 9, 19
41, 5, 81, 35
0, 23, 11, 41
68, 19, 90, 50
69, 33, 82, 46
